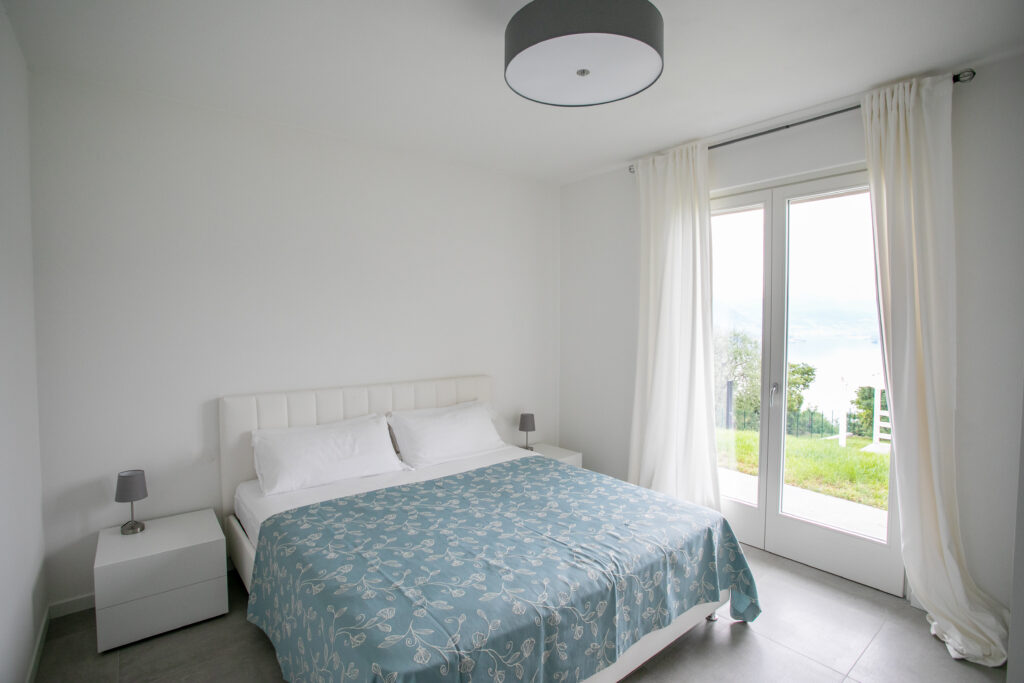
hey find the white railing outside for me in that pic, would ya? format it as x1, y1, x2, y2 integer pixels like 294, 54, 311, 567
872, 385, 891, 445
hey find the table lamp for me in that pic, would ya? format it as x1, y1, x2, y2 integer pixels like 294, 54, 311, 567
519, 413, 536, 451
115, 469, 148, 535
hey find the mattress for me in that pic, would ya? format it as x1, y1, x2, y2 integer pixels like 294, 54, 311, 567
233, 445, 527, 546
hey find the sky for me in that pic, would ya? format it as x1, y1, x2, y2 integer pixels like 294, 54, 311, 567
712, 191, 884, 419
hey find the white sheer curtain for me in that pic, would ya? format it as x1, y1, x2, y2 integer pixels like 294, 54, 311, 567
863, 75, 1009, 666
627, 142, 720, 510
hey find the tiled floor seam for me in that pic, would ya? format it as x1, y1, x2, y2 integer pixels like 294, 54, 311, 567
842, 617, 887, 678
740, 619, 849, 679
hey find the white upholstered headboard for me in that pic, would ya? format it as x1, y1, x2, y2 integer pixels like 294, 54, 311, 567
218, 375, 493, 516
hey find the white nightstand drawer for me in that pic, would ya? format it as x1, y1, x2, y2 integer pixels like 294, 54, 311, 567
96, 575, 228, 651
95, 509, 225, 609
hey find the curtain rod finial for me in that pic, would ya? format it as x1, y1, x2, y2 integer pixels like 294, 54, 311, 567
953, 69, 975, 83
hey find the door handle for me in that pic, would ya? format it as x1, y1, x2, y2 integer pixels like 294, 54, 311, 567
770, 382, 779, 408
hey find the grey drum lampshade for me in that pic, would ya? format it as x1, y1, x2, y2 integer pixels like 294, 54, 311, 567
519, 413, 536, 433
115, 469, 148, 503
504, 0, 664, 106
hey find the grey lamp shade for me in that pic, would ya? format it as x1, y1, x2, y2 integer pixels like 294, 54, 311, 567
519, 413, 536, 433
114, 469, 148, 503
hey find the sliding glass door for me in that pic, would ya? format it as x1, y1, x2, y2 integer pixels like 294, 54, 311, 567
713, 172, 903, 595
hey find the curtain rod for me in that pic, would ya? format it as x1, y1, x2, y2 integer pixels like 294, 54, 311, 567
628, 69, 975, 172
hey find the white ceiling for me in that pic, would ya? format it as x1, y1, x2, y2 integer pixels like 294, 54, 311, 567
4, 1, 1023, 184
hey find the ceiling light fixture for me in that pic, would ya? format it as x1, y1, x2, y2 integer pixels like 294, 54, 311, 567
504, 0, 664, 107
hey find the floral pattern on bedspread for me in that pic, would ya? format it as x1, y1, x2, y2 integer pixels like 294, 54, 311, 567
247, 455, 759, 682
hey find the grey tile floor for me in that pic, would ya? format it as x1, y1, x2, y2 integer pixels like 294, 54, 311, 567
36, 545, 1005, 682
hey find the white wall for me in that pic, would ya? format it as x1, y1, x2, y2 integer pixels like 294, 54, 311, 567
950, 51, 1024, 610
558, 52, 1024, 607
0, 7, 46, 681
1009, 391, 1024, 681
559, 170, 639, 478
30, 73, 561, 606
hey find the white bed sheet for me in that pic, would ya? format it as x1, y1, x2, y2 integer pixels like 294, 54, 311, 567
234, 445, 528, 546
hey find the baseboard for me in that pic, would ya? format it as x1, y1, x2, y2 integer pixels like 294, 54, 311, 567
48, 592, 95, 619
29, 593, 97, 681
26, 614, 48, 683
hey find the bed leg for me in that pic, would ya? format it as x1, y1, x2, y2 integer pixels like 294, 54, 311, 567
705, 612, 719, 622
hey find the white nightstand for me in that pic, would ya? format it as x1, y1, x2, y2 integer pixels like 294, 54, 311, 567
94, 508, 228, 651
531, 443, 583, 468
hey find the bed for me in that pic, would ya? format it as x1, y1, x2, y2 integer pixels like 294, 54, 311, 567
219, 376, 759, 682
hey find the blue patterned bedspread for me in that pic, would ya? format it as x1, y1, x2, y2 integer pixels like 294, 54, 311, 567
248, 456, 759, 682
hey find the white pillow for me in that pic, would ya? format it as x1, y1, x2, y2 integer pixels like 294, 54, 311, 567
388, 401, 506, 468
252, 414, 403, 495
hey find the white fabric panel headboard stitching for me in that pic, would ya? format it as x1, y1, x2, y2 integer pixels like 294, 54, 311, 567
218, 375, 493, 516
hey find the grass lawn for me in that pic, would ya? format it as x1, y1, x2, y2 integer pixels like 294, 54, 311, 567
716, 428, 890, 510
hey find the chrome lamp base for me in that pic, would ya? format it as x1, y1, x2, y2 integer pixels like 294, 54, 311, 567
121, 499, 145, 535
121, 519, 145, 535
